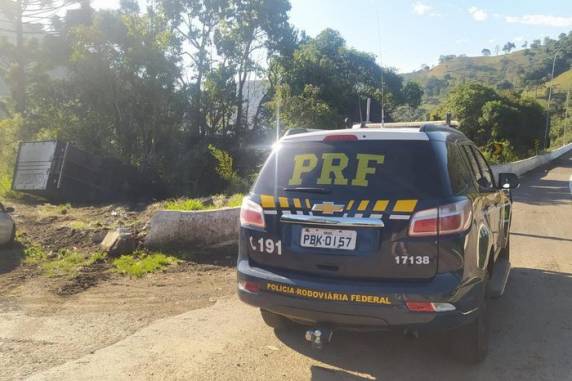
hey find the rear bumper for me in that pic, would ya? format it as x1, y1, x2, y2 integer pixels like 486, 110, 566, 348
237, 258, 484, 332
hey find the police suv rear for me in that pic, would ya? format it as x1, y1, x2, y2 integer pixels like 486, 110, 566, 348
237, 122, 518, 363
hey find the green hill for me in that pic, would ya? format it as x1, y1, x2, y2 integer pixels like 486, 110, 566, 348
402, 33, 572, 111
404, 50, 535, 88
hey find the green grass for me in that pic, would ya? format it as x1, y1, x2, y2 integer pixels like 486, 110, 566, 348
38, 203, 73, 216
226, 193, 244, 207
163, 198, 206, 211
0, 174, 20, 201
112, 251, 179, 278
41, 250, 107, 278
163, 193, 244, 211
23, 244, 49, 265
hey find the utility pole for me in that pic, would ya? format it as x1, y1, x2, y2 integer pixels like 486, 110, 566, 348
565, 88, 571, 147
544, 49, 561, 150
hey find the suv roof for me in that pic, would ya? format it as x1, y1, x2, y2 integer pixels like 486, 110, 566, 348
281, 121, 466, 143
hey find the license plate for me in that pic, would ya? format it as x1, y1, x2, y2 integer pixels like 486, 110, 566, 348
300, 228, 357, 250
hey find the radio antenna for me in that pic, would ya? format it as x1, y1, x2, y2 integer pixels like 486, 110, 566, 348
377, 10, 385, 127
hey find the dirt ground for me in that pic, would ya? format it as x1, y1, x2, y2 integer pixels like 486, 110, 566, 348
22, 151, 572, 381
0, 200, 238, 381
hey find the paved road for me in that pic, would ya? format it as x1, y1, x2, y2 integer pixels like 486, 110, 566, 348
28, 153, 572, 381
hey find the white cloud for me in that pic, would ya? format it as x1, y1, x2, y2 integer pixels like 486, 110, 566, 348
505, 15, 572, 28
468, 6, 488, 22
413, 1, 433, 16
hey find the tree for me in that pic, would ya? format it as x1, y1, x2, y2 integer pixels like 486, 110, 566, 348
481, 48, 491, 56
0, 0, 80, 114
25, 6, 186, 183
443, 83, 500, 144
502, 42, 516, 54
424, 77, 447, 97
402, 82, 423, 109
160, 0, 228, 137
496, 80, 514, 91
522, 41, 528, 49
215, 0, 294, 135
442, 83, 544, 154
530, 39, 541, 49
270, 29, 406, 129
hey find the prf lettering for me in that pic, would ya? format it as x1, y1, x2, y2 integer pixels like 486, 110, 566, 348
288, 153, 385, 187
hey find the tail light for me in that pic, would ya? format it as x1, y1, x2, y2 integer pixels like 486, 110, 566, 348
238, 279, 260, 293
409, 199, 472, 237
323, 134, 358, 142
240, 198, 266, 229
406, 301, 456, 312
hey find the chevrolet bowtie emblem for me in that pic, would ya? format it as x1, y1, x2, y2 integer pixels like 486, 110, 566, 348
312, 202, 345, 215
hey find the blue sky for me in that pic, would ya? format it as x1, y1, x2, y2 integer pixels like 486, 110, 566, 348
91, 0, 572, 73
288, 0, 572, 72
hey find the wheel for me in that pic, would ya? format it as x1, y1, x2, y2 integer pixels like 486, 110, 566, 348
260, 309, 290, 330
499, 236, 510, 261
9, 225, 16, 246
450, 298, 489, 364
0, 225, 15, 249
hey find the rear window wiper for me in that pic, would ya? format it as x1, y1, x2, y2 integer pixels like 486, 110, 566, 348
283, 187, 331, 194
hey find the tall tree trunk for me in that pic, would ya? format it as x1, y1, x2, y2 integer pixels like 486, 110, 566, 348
235, 37, 253, 135
15, 0, 26, 114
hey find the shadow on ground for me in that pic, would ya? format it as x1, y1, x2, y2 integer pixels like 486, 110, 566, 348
0, 242, 25, 276
274, 267, 572, 380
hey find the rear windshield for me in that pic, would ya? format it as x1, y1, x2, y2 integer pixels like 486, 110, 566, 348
253, 140, 446, 199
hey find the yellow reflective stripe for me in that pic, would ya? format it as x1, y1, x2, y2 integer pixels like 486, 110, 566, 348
293, 198, 302, 209
279, 197, 289, 208
260, 195, 275, 209
357, 200, 369, 211
373, 200, 389, 212
393, 200, 418, 213
346, 200, 355, 210
305, 199, 312, 209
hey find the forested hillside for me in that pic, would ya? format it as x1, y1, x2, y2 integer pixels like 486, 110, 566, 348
0, 1, 571, 200
404, 32, 572, 110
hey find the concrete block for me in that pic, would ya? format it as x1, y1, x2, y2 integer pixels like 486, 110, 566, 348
145, 207, 240, 249
101, 228, 137, 257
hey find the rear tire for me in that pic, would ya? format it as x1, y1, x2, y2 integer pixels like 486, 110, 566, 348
500, 236, 510, 261
260, 309, 290, 330
450, 298, 489, 364
9, 225, 16, 246
0, 225, 15, 249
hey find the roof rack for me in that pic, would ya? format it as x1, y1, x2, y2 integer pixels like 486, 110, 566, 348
352, 120, 460, 129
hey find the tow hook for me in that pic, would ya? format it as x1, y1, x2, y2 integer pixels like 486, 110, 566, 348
305, 328, 333, 349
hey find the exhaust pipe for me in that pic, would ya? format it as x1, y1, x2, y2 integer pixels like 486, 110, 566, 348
305, 328, 333, 350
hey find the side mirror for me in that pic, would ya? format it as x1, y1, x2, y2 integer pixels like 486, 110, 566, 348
5, 207, 15, 213
498, 173, 519, 190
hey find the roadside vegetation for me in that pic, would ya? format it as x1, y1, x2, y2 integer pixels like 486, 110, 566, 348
22, 242, 107, 278
21, 239, 179, 279
163, 193, 244, 211
112, 251, 179, 278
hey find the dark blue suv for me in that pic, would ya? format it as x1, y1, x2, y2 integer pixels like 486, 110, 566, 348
237, 122, 518, 363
